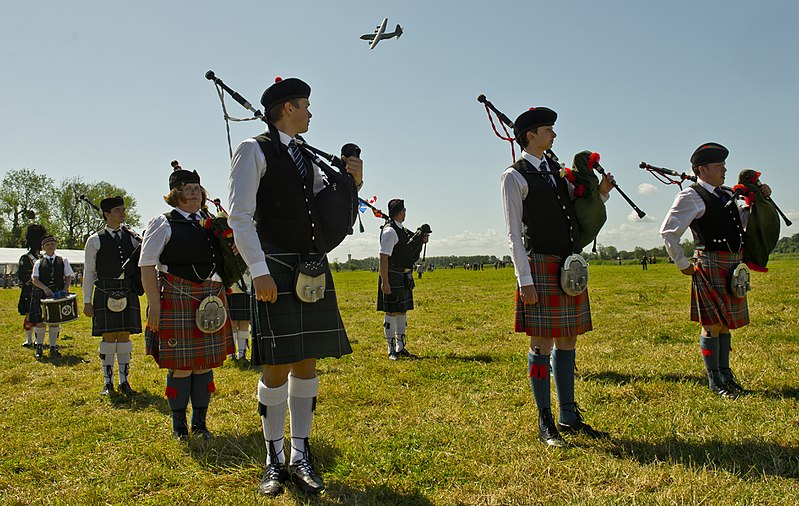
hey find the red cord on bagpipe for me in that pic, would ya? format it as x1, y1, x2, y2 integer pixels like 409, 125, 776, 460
482, 103, 517, 162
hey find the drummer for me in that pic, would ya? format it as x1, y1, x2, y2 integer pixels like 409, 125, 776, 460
83, 196, 142, 396
29, 235, 74, 359
139, 163, 235, 440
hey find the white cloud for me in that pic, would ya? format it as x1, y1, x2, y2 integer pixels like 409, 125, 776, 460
628, 209, 656, 223
638, 183, 658, 195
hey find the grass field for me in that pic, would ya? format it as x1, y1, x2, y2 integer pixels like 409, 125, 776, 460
1, 259, 798, 505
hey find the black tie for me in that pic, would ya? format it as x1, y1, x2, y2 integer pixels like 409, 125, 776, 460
714, 187, 730, 205
189, 212, 197, 221
540, 161, 556, 190
113, 231, 122, 244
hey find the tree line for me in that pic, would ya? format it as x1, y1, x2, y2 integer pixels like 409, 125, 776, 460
0, 168, 140, 249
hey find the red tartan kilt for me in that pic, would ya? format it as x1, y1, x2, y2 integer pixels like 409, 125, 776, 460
690, 250, 749, 329
145, 273, 235, 370
514, 254, 592, 338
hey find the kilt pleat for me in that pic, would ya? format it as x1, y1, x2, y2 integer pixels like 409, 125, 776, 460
227, 292, 251, 321
251, 248, 351, 366
28, 288, 45, 324
145, 273, 234, 370
691, 250, 749, 329
514, 254, 592, 338
376, 270, 415, 313
91, 278, 142, 336
18, 284, 32, 315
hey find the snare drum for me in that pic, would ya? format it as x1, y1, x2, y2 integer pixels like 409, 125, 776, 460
40, 294, 79, 324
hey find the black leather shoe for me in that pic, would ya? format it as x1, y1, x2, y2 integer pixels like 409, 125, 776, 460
49, 347, 61, 357
34, 344, 44, 358
538, 409, 568, 448
723, 371, 746, 395
708, 370, 739, 399
558, 404, 609, 439
257, 462, 288, 497
22, 341, 33, 348
172, 409, 189, 441
288, 458, 325, 494
118, 382, 136, 395
100, 383, 114, 396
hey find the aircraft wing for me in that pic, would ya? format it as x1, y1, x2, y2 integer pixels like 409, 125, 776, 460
360, 34, 376, 41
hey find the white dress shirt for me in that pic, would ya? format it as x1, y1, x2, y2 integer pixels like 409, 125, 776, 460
500, 151, 610, 287
227, 129, 327, 278
83, 226, 141, 301
32, 255, 74, 279
659, 178, 749, 270
138, 208, 222, 282
379, 222, 402, 256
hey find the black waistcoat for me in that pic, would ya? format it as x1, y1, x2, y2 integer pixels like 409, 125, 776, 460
39, 256, 65, 291
159, 211, 222, 283
512, 157, 581, 257
690, 184, 744, 253
96, 229, 137, 279
385, 222, 418, 270
254, 134, 326, 254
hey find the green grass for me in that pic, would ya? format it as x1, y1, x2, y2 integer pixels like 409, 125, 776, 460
1, 260, 798, 505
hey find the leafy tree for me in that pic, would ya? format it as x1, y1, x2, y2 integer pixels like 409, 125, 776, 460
0, 168, 55, 247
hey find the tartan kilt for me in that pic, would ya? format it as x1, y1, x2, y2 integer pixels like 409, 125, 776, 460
27, 287, 46, 324
91, 278, 143, 336
691, 250, 749, 329
144, 273, 235, 370
376, 269, 415, 313
251, 247, 351, 366
227, 292, 251, 321
18, 284, 32, 315
514, 254, 593, 338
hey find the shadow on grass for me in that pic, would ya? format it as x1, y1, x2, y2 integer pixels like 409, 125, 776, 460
38, 349, 86, 367
757, 385, 799, 401
107, 390, 169, 413
280, 482, 434, 505
443, 353, 494, 364
581, 370, 706, 387
608, 436, 799, 479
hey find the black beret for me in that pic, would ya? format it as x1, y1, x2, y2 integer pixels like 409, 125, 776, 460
513, 107, 557, 140
100, 195, 124, 213
388, 198, 405, 218
691, 142, 729, 167
169, 170, 200, 189
260, 77, 311, 112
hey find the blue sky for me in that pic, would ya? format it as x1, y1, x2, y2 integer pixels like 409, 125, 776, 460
2, 0, 796, 261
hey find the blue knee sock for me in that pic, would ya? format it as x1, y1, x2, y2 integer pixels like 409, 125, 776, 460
552, 349, 576, 425
527, 351, 550, 411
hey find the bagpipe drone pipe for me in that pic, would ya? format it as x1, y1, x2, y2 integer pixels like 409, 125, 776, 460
359, 197, 433, 262
205, 71, 359, 253
477, 94, 646, 250
640, 162, 790, 271
199, 195, 248, 288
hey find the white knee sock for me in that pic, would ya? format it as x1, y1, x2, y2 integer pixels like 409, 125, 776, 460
395, 314, 407, 351
259, 379, 288, 466
384, 315, 396, 353
288, 375, 319, 464
48, 325, 60, 348
116, 341, 133, 385
99, 341, 117, 385
237, 329, 249, 359
24, 329, 33, 345
34, 327, 45, 345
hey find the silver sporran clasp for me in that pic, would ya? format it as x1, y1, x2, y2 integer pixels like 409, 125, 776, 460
106, 289, 128, 313
560, 254, 589, 296
730, 263, 751, 299
196, 294, 227, 333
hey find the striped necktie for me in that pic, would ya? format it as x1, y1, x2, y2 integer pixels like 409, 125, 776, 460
288, 139, 308, 179
539, 160, 556, 190
714, 187, 730, 204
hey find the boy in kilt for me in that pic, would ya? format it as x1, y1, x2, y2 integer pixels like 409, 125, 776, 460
227, 271, 251, 361
18, 224, 46, 348
377, 199, 428, 360
83, 196, 142, 396
500, 106, 614, 447
139, 166, 235, 440
660, 143, 771, 399
228, 76, 363, 497
29, 235, 74, 359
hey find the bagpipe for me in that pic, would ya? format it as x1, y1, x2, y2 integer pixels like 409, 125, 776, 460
77, 195, 145, 295
205, 71, 359, 252
359, 197, 432, 262
197, 193, 248, 288
640, 161, 790, 271
478, 94, 645, 250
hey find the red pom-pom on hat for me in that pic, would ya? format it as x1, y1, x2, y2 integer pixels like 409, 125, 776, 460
274, 76, 283, 83
528, 106, 536, 111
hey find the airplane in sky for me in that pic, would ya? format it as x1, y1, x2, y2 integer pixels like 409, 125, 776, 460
360, 18, 403, 50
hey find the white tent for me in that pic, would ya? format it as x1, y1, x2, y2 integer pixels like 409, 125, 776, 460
0, 248, 85, 274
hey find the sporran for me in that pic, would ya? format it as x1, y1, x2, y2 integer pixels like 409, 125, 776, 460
106, 289, 129, 313
196, 294, 227, 333
729, 263, 751, 299
293, 259, 327, 303
560, 254, 589, 296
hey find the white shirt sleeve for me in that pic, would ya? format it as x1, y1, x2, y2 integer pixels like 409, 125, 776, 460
32, 259, 42, 278
500, 168, 533, 287
138, 214, 172, 270
660, 188, 704, 270
62, 258, 74, 278
228, 138, 270, 278
379, 226, 400, 256
82, 234, 100, 301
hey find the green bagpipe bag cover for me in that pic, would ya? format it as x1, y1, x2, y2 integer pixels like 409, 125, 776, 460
200, 214, 248, 287
736, 169, 779, 272
568, 151, 607, 250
